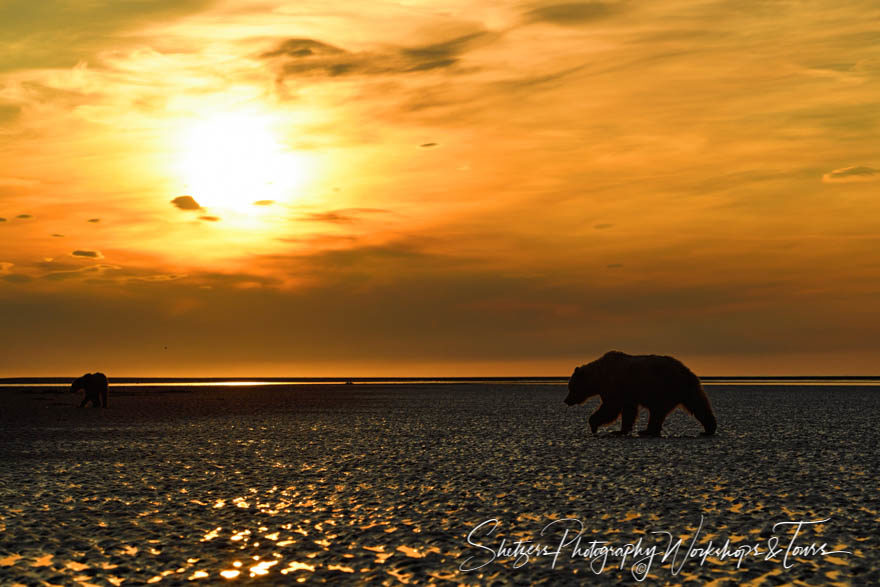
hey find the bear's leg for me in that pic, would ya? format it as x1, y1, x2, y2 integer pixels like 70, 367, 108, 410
80, 390, 99, 408
683, 391, 716, 435
613, 404, 638, 435
640, 405, 673, 437
589, 402, 622, 434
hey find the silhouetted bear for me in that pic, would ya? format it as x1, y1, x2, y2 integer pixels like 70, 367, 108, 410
71, 372, 109, 408
564, 351, 716, 436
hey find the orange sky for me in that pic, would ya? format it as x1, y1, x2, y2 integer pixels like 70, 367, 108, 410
1, 1, 879, 376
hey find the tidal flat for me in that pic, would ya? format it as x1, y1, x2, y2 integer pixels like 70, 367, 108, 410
0, 383, 876, 584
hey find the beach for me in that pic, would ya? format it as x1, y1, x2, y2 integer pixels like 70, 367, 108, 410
0, 382, 876, 585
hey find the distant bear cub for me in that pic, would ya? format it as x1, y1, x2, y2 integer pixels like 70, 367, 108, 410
565, 351, 716, 436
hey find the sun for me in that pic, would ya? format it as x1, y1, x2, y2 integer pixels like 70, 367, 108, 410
175, 111, 307, 213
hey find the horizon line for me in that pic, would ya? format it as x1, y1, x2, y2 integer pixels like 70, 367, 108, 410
3, 375, 880, 384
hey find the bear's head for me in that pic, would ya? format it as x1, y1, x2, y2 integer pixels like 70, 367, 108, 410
70, 374, 87, 394
564, 363, 599, 405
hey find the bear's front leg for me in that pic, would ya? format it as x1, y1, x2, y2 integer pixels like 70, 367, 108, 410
614, 404, 638, 435
589, 402, 622, 434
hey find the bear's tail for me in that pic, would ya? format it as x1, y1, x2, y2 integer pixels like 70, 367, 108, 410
683, 384, 717, 435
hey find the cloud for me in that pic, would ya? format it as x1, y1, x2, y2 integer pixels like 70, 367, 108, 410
262, 38, 345, 60
297, 208, 391, 224
594, 223, 614, 229
0, 103, 20, 124
400, 32, 489, 70
0, 218, 5, 222
262, 31, 495, 80
524, 2, 624, 25
16, 214, 32, 219
23, 258, 182, 284
254, 238, 461, 289
171, 195, 202, 210
88, 218, 100, 223
130, 273, 188, 283
822, 165, 879, 183
36, 260, 80, 272
0, 0, 217, 72
2, 273, 31, 283
72, 250, 102, 258
276, 234, 359, 246
199, 215, 220, 222
301, 212, 356, 224
420, 142, 438, 148
42, 263, 119, 281
52, 233, 64, 237
253, 200, 274, 206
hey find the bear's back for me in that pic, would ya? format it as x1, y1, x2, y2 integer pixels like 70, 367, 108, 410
606, 353, 700, 400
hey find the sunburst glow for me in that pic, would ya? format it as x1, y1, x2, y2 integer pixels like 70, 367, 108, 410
176, 111, 308, 213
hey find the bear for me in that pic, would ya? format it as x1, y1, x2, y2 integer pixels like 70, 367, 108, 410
71, 372, 109, 408
564, 351, 716, 436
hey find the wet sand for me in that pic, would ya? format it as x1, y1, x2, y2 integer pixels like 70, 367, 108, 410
0, 383, 877, 584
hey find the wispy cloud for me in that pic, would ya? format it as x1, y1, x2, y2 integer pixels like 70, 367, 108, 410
0, 103, 20, 123
297, 208, 390, 224
262, 31, 497, 80
524, 1, 626, 25
822, 165, 879, 183
0, 0, 217, 72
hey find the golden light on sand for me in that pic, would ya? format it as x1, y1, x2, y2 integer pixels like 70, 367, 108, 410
280, 561, 316, 574
249, 560, 278, 576
175, 111, 310, 213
